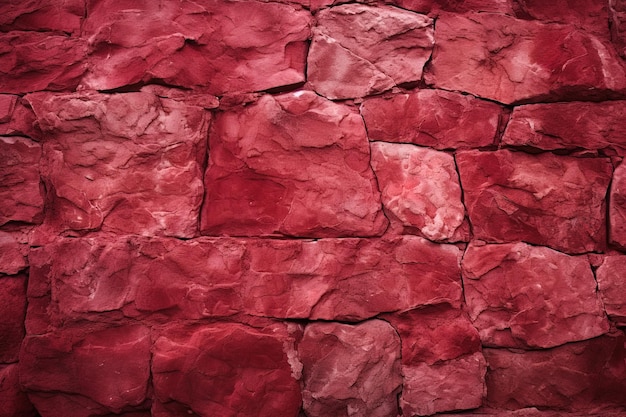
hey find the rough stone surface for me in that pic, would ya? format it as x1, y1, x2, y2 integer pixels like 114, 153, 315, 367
386, 304, 486, 415
596, 255, 626, 327
0, 136, 43, 226
0, 275, 27, 363
462, 242, 609, 348
0, 0, 84, 34
361, 89, 505, 149
0, 95, 38, 138
425, 12, 626, 104
0, 364, 36, 417
27, 91, 208, 241
152, 322, 301, 417
81, 0, 311, 94
456, 149, 613, 254
20, 324, 152, 417
502, 101, 626, 154
484, 333, 626, 411
370, 142, 465, 241
27, 235, 463, 327
611, 0, 626, 58
0, 231, 27, 275
385, 0, 514, 14
201, 91, 388, 238
307, 4, 433, 99
299, 320, 402, 417
0, 32, 86, 94
610, 161, 626, 249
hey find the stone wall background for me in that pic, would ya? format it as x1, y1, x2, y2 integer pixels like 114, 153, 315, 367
1, 0, 626, 416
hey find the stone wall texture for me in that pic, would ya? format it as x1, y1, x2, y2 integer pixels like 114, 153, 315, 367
1, 1, 626, 416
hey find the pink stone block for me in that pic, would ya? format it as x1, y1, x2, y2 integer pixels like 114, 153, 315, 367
0, 0, 84, 34
596, 255, 626, 326
610, 161, 626, 249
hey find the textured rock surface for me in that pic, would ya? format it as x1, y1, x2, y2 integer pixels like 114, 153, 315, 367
502, 101, 626, 154
27, 235, 462, 327
0, 0, 84, 34
28, 91, 208, 241
0, 137, 43, 226
152, 323, 301, 417
386, 304, 486, 415
596, 255, 626, 327
462, 242, 609, 348
484, 334, 626, 411
370, 142, 465, 241
299, 320, 401, 417
0, 275, 27, 363
425, 12, 626, 104
0, 232, 27, 275
456, 150, 612, 254
361, 89, 505, 149
0, 32, 86, 94
610, 161, 626, 249
20, 325, 152, 417
201, 91, 387, 237
0, 364, 36, 417
308, 4, 433, 99
81, 0, 311, 94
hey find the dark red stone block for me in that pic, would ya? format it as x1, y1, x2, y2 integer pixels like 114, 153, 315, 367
596, 255, 626, 327
456, 150, 612, 254
0, 0, 84, 34
0, 275, 27, 364
0, 364, 36, 417
610, 161, 626, 249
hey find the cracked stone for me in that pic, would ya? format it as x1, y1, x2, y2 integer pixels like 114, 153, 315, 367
596, 255, 626, 327
27, 91, 209, 241
361, 89, 505, 150
609, 161, 626, 249
502, 101, 626, 155
370, 142, 466, 241
425, 12, 626, 104
200, 91, 387, 238
307, 4, 433, 99
299, 320, 402, 417
462, 241, 609, 348
456, 149, 612, 254
81, 0, 310, 94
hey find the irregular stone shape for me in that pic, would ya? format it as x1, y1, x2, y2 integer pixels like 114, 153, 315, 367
0, 275, 26, 363
152, 323, 301, 417
0, 96, 38, 138
81, 0, 310, 94
308, 4, 433, 99
27, 235, 462, 329
402, 353, 486, 416
361, 89, 505, 149
425, 12, 626, 104
462, 242, 609, 348
386, 0, 514, 14
0, 232, 27, 275
20, 324, 151, 417
610, 161, 626, 249
0, 137, 43, 226
201, 91, 388, 238
370, 142, 465, 241
502, 101, 626, 154
484, 333, 626, 410
299, 320, 402, 417
0, 32, 86, 94
514, 0, 610, 39
0, 0, 84, 33
27, 91, 208, 240
611, 0, 626, 58
456, 150, 612, 254
596, 255, 626, 326
0, 364, 36, 417
386, 304, 485, 415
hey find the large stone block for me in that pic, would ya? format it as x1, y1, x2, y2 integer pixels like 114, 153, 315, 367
456, 150, 612, 254
0, 364, 36, 417
20, 325, 152, 417
201, 91, 387, 238
484, 333, 626, 410
502, 101, 626, 155
0, 275, 27, 364
0, 32, 86, 94
425, 12, 626, 104
0, 0, 84, 34
81, 0, 310, 94
299, 320, 402, 417
610, 161, 626, 249
361, 89, 505, 149
370, 142, 466, 241
0, 137, 43, 226
307, 4, 433, 99
152, 322, 301, 417
27, 91, 209, 240
596, 255, 626, 327
462, 242, 609, 348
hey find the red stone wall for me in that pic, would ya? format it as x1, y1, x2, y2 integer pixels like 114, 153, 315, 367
1, 1, 626, 416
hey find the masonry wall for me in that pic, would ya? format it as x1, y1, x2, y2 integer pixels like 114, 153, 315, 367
1, 1, 626, 416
